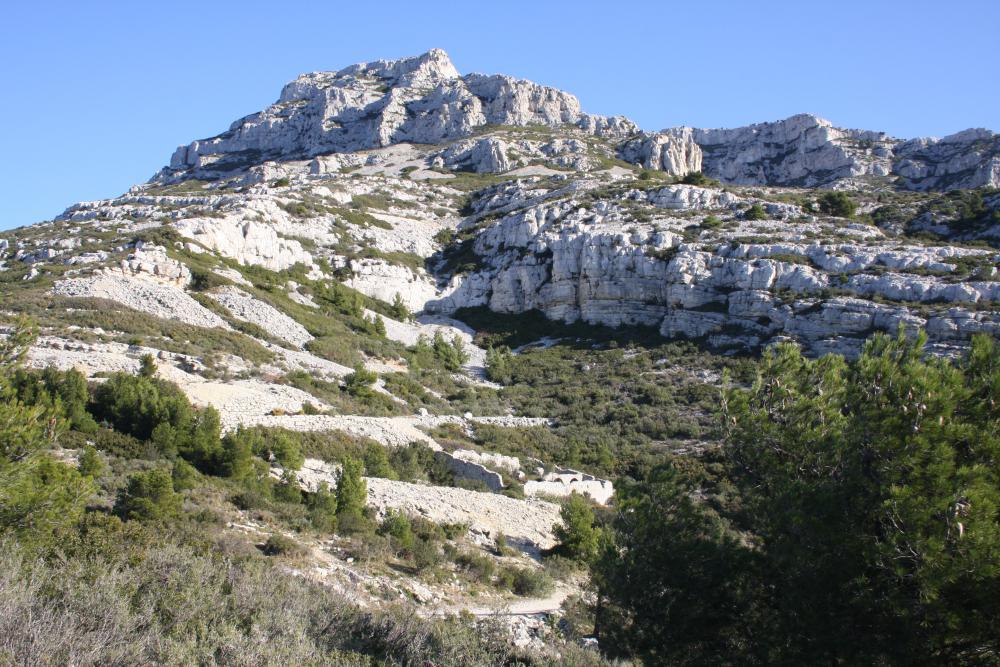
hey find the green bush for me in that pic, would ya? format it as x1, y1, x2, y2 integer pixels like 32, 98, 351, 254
273, 470, 303, 504
115, 469, 182, 522
553, 493, 601, 562
455, 550, 495, 582
743, 203, 767, 220
379, 510, 415, 555
77, 445, 106, 478
336, 457, 367, 529
817, 191, 856, 218
262, 533, 305, 557
700, 214, 723, 230
680, 171, 719, 187
307, 482, 338, 532
344, 365, 378, 399
595, 331, 1000, 665
411, 537, 441, 572
90, 371, 222, 471
11, 366, 98, 434
501, 566, 553, 597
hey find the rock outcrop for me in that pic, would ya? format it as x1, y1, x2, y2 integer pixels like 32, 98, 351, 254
158, 50, 999, 191
165, 49, 634, 178
428, 180, 1000, 357
894, 128, 1000, 191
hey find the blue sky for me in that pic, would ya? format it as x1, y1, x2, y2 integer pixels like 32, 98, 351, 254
1, 0, 998, 230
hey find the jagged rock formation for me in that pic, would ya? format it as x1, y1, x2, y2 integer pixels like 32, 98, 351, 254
166, 49, 636, 178
161, 50, 999, 191
427, 179, 1000, 357
894, 128, 1000, 191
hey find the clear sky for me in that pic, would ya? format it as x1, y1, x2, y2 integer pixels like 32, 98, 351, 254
1, 0, 998, 230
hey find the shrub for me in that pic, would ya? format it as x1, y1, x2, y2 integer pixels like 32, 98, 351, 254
114, 469, 181, 522
411, 537, 441, 572
390, 293, 411, 321
273, 470, 303, 504
90, 371, 223, 471
306, 482, 338, 532
501, 566, 553, 597
138, 354, 157, 378
171, 459, 199, 491
363, 443, 396, 479
379, 510, 415, 554
553, 494, 601, 562
11, 366, 98, 434
700, 215, 723, 230
485, 345, 514, 384
455, 550, 495, 582
336, 457, 367, 528
77, 445, 106, 478
372, 315, 387, 338
267, 432, 305, 471
433, 332, 469, 371
680, 171, 719, 187
344, 365, 378, 399
743, 204, 767, 221
818, 191, 856, 218
262, 533, 305, 557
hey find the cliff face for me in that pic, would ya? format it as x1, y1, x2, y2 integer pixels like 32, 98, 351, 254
163, 50, 1000, 192
425, 181, 999, 357
167, 49, 637, 175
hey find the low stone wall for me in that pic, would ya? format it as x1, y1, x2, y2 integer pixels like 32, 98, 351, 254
524, 468, 615, 505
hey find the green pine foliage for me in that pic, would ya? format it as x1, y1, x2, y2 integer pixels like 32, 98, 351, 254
390, 292, 411, 321
744, 203, 768, 220
307, 481, 338, 532
335, 456, 367, 529
0, 319, 95, 548
818, 190, 857, 217
77, 445, 105, 478
552, 494, 601, 562
595, 330, 1000, 664
114, 469, 182, 522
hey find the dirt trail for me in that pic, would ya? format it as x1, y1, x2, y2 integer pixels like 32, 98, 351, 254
423, 584, 573, 618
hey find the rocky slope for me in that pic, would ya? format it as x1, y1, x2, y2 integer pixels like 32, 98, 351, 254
1, 48, 999, 626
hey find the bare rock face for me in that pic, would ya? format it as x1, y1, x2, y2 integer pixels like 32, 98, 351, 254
207, 286, 313, 349
166, 49, 632, 177
524, 469, 615, 505
619, 128, 703, 176
893, 128, 1000, 191
690, 114, 895, 186
156, 50, 998, 191
173, 217, 313, 271
429, 182, 1000, 357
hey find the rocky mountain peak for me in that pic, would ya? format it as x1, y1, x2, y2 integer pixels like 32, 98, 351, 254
162, 49, 999, 192
167, 49, 631, 178
339, 47, 461, 88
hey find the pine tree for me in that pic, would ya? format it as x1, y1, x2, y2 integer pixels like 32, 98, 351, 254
390, 292, 410, 321
336, 457, 367, 529
553, 493, 600, 562
0, 318, 95, 547
307, 481, 338, 532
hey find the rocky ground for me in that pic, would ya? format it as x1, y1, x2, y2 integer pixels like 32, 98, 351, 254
2, 48, 999, 648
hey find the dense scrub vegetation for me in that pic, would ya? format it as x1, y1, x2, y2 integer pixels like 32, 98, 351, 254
4, 295, 1000, 665
0, 319, 600, 665
593, 330, 1000, 665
